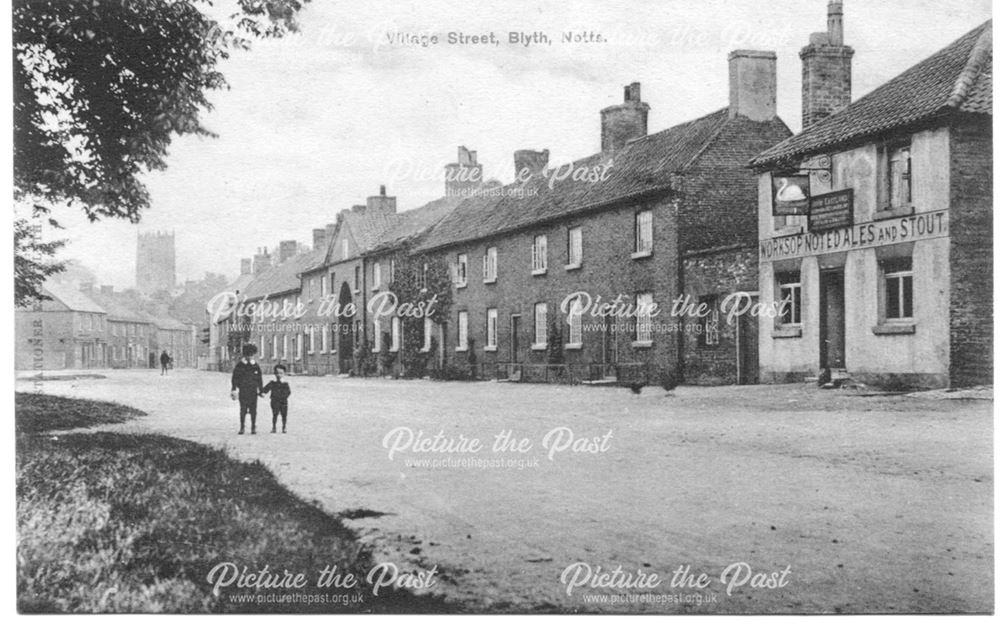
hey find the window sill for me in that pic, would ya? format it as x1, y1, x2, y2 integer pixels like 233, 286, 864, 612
419, 347, 430, 353
772, 327, 803, 339
532, 268, 547, 276
872, 323, 916, 335
455, 346, 468, 353
455, 282, 467, 289
564, 342, 583, 350
483, 278, 497, 285
484, 345, 497, 352
564, 263, 582, 271
389, 348, 399, 353
371, 285, 380, 292
631, 340, 653, 349
531, 343, 548, 351
631, 250, 652, 260
874, 206, 914, 220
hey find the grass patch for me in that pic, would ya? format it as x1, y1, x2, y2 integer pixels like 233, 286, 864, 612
17, 395, 451, 613
15, 392, 144, 434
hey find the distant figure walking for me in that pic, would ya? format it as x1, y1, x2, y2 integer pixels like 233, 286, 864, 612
262, 364, 292, 434
230, 344, 263, 435
160, 350, 172, 375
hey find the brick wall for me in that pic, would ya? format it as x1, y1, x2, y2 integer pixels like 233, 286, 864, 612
432, 195, 681, 383
681, 246, 758, 384
800, 45, 853, 129
948, 116, 993, 387
678, 117, 791, 253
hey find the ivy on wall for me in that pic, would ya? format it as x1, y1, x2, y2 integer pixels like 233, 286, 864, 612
384, 251, 454, 378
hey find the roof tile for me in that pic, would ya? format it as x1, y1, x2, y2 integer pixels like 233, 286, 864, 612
752, 21, 992, 167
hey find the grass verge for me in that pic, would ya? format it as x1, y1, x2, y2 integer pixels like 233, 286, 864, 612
16, 393, 450, 613
15, 392, 145, 434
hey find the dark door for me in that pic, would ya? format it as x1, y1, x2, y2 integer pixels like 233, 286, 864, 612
819, 270, 846, 369
737, 297, 759, 385
337, 282, 354, 373
510, 315, 522, 363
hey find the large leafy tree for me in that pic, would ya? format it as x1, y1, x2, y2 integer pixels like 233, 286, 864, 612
13, 0, 309, 305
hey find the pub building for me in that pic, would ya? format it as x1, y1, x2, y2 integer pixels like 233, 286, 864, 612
750, 8, 992, 389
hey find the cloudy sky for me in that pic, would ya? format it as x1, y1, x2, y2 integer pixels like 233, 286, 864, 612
55, 0, 991, 287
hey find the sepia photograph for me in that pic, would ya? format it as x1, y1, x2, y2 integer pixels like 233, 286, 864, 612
11, 0, 994, 616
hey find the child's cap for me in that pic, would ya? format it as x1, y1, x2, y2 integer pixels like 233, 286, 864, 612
274, 365, 287, 374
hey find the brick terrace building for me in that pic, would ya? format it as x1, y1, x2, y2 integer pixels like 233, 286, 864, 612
15, 282, 108, 370
413, 53, 791, 385
751, 12, 992, 388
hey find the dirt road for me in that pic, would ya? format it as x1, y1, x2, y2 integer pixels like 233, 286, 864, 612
16, 369, 993, 613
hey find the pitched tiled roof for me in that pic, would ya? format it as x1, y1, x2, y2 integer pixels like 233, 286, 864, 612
416, 107, 788, 252
242, 252, 317, 300
227, 273, 255, 296
752, 21, 992, 168
93, 298, 149, 324
41, 282, 106, 313
338, 208, 397, 260
370, 195, 465, 254
150, 316, 192, 331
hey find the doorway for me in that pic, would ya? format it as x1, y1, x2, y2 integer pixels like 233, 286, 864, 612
337, 282, 354, 373
736, 295, 759, 385
819, 269, 846, 369
510, 315, 522, 363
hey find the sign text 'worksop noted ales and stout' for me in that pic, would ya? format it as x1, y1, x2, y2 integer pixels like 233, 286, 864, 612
760, 209, 949, 262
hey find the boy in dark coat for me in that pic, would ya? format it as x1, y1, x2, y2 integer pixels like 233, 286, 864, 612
230, 343, 263, 434
262, 364, 292, 433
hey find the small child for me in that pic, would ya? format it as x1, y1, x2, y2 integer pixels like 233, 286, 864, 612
261, 365, 292, 433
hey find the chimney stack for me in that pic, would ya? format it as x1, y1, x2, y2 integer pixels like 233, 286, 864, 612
800, 0, 853, 129
240, 258, 252, 275
445, 146, 484, 197
100, 285, 114, 297
312, 228, 328, 250
514, 149, 550, 181
600, 82, 649, 153
366, 185, 397, 213
728, 50, 778, 122
253, 247, 272, 274
278, 240, 298, 264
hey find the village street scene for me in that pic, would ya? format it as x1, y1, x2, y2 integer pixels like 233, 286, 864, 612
13, 0, 993, 616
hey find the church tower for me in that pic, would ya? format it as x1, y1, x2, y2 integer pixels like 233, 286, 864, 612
136, 230, 177, 294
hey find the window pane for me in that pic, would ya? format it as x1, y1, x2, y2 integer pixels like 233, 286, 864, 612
535, 303, 547, 345
636, 293, 653, 342
886, 276, 901, 319
487, 309, 497, 347
635, 211, 653, 252
902, 275, 913, 318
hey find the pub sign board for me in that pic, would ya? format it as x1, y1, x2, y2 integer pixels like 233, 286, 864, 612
772, 173, 810, 215
808, 189, 854, 231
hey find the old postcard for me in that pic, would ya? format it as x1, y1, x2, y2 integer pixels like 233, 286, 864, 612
12, 0, 994, 615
